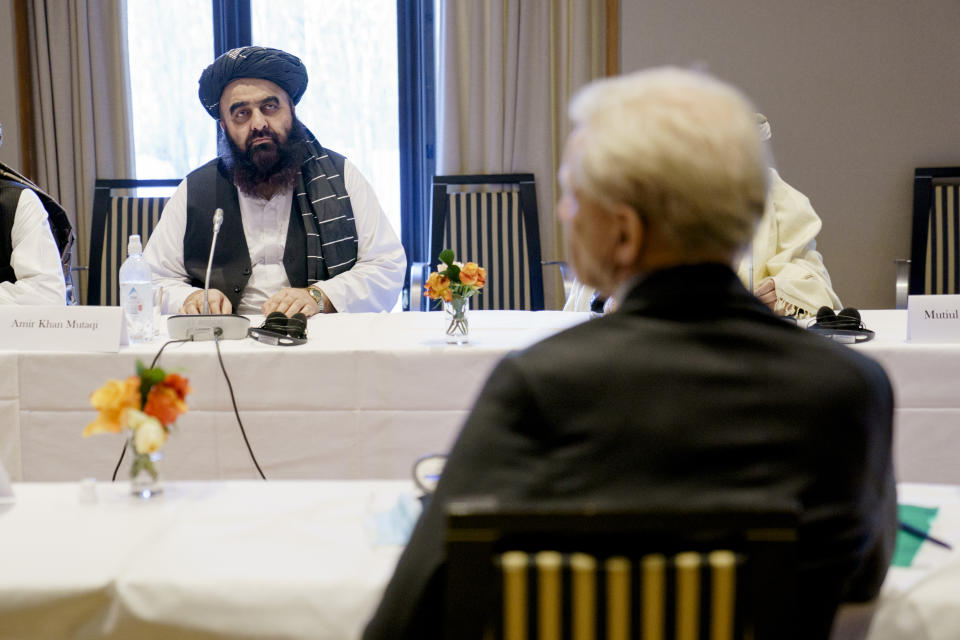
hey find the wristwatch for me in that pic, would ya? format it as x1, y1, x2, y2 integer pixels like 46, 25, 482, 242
307, 286, 325, 314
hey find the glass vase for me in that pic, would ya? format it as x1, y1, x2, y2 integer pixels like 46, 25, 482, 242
129, 442, 163, 499
443, 296, 470, 344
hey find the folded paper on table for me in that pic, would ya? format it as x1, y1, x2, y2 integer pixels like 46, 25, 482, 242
366, 492, 422, 546
0, 306, 122, 352
893, 504, 938, 567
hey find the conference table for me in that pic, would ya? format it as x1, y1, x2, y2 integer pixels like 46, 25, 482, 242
0, 479, 957, 640
1, 311, 588, 483
0, 479, 409, 639
839, 310, 960, 485
1, 308, 958, 484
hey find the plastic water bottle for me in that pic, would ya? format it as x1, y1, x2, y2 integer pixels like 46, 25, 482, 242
119, 234, 153, 344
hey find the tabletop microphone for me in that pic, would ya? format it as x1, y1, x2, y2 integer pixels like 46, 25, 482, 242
167, 208, 250, 341
203, 208, 224, 314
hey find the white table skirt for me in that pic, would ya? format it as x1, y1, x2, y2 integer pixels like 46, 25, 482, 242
2, 308, 958, 484
1, 311, 588, 482
851, 310, 960, 484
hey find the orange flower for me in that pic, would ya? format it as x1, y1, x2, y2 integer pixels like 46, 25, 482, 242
424, 272, 452, 301
459, 262, 481, 286
144, 383, 189, 427
475, 266, 486, 289
162, 373, 192, 401
83, 377, 141, 436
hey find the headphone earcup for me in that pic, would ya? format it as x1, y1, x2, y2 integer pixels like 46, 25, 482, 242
815, 306, 837, 325
836, 307, 862, 331
286, 313, 307, 339
263, 311, 288, 333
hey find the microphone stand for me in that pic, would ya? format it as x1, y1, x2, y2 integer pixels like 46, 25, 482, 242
167, 207, 251, 341
202, 209, 222, 315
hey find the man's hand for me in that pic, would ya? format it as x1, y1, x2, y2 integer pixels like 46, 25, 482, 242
755, 278, 784, 315
180, 289, 232, 314
262, 287, 325, 317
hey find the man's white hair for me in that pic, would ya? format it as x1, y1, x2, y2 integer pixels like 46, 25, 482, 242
568, 67, 770, 256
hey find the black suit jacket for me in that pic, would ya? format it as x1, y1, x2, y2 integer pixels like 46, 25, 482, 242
363, 263, 896, 640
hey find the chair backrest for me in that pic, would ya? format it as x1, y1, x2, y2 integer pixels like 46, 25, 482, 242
446, 501, 798, 640
909, 167, 960, 296
430, 174, 544, 310
88, 178, 179, 306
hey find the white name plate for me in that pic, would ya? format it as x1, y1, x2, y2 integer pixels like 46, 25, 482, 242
908, 294, 960, 342
0, 306, 122, 352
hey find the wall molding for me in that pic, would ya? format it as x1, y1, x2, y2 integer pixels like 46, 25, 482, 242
13, 0, 35, 180
605, 0, 619, 76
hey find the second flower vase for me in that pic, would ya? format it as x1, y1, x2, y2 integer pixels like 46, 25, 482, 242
443, 297, 470, 344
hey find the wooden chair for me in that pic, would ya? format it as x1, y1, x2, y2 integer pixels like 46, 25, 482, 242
445, 500, 798, 640
86, 178, 179, 305
908, 167, 960, 297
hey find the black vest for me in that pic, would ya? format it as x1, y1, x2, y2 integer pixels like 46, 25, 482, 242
183, 157, 345, 311
0, 182, 23, 284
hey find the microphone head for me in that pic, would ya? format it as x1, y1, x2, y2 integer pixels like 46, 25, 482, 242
213, 208, 224, 232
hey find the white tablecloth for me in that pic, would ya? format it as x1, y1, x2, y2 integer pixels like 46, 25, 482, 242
1, 480, 956, 640
851, 310, 960, 484
0, 480, 410, 640
866, 482, 960, 640
0, 311, 588, 482
2, 309, 957, 483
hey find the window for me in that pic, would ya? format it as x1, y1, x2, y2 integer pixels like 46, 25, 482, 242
127, 0, 215, 180
250, 0, 400, 236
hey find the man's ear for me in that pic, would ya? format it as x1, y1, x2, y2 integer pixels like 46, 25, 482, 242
218, 119, 225, 131
610, 204, 644, 268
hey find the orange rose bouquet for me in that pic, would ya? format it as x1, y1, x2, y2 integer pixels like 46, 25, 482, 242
83, 360, 192, 490
424, 249, 486, 342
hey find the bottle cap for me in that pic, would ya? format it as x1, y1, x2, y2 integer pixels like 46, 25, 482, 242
127, 234, 143, 255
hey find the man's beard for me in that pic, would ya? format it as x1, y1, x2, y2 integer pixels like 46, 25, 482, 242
220, 118, 308, 200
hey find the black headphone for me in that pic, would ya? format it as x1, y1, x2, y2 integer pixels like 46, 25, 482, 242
807, 306, 875, 343
247, 312, 308, 346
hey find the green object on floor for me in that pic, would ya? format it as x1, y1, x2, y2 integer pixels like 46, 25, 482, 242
893, 504, 939, 567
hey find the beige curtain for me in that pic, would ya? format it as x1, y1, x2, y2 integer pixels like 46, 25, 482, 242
437, 0, 606, 308
27, 0, 135, 304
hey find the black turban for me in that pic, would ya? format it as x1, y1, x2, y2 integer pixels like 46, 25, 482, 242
198, 46, 308, 119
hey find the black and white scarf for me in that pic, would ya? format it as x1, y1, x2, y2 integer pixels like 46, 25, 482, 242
294, 130, 359, 284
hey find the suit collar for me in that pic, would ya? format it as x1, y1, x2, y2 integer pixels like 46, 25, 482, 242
616, 263, 772, 319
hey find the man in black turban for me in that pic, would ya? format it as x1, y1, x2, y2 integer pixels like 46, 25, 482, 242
144, 46, 405, 318
197, 46, 308, 119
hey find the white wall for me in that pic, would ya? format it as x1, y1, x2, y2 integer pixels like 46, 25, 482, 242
621, 1, 960, 310
0, 0, 21, 169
